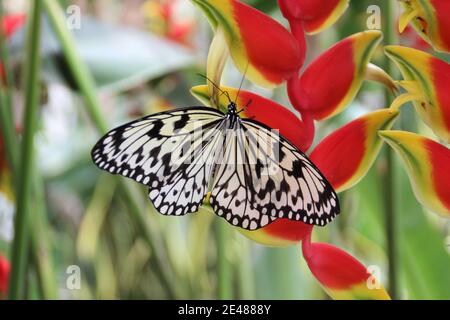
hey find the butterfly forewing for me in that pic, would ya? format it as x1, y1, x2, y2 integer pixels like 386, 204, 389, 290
209, 118, 339, 229
239, 119, 339, 225
91, 107, 225, 216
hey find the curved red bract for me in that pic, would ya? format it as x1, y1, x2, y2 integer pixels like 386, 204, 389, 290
431, 0, 450, 51
261, 218, 313, 242
297, 0, 342, 33
431, 58, 450, 133
233, 0, 303, 84
426, 139, 450, 211
296, 37, 355, 119
302, 239, 368, 289
309, 118, 366, 190
278, 0, 343, 33
240, 90, 314, 152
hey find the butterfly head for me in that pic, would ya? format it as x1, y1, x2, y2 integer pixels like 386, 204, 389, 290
227, 102, 237, 115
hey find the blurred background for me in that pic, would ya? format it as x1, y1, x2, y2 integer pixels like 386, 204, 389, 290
0, 0, 449, 300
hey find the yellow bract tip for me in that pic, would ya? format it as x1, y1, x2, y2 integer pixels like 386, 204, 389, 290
399, 7, 420, 33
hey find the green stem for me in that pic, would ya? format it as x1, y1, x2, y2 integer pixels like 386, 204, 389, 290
216, 220, 232, 299
42, 0, 177, 298
382, 1, 398, 300
0, 90, 18, 176
29, 171, 57, 299
0, 0, 55, 300
118, 183, 179, 299
41, 0, 107, 131
237, 240, 254, 299
8, 0, 42, 299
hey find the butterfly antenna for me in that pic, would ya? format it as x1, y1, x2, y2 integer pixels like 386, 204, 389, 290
235, 62, 249, 106
197, 73, 233, 104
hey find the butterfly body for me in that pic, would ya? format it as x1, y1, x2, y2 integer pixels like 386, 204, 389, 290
224, 102, 240, 129
91, 104, 340, 230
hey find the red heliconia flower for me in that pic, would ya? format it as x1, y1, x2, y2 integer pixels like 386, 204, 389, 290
191, 1, 393, 299
193, 0, 304, 88
191, 85, 393, 298
0, 255, 10, 297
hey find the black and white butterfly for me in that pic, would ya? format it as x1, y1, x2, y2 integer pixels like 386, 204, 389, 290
91, 102, 340, 230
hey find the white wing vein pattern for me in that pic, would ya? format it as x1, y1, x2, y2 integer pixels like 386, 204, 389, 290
91, 107, 226, 217
209, 119, 277, 230
209, 118, 339, 229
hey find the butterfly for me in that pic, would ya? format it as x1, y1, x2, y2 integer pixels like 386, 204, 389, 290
91, 101, 340, 231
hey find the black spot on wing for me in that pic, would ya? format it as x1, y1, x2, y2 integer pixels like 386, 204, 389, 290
173, 113, 190, 130
239, 117, 341, 227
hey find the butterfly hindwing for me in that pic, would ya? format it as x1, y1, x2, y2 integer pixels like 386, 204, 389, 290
208, 119, 276, 230
242, 118, 339, 225
209, 118, 339, 229
147, 117, 227, 216
91, 107, 225, 216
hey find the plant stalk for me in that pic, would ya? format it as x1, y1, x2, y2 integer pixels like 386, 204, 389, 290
0, 90, 18, 176
8, 0, 42, 299
29, 171, 58, 299
216, 220, 232, 299
382, 0, 398, 300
